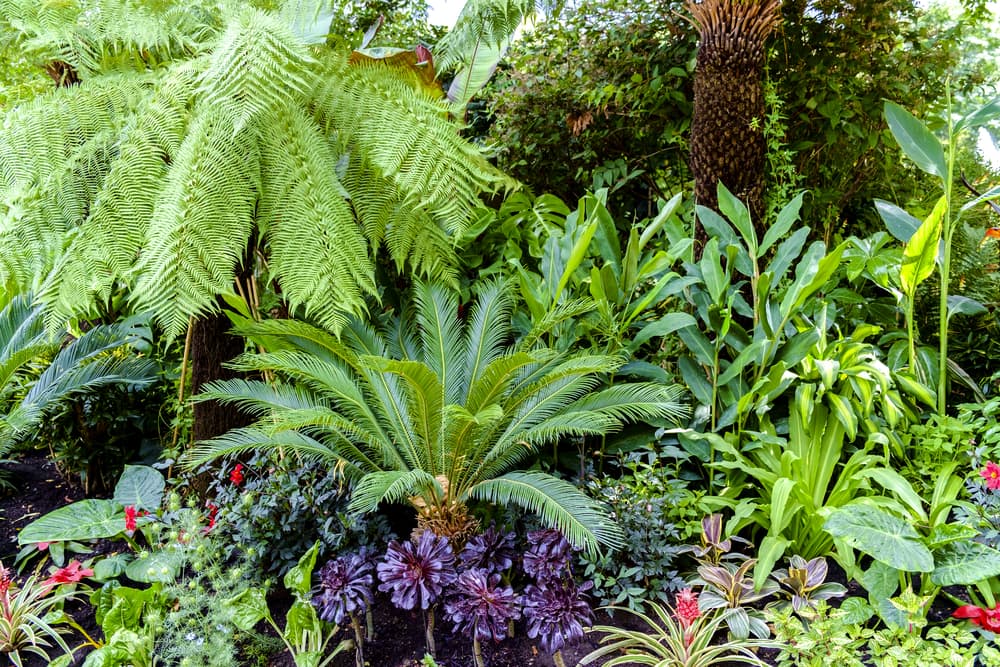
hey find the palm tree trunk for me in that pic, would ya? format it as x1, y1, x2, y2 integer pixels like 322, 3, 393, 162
688, 0, 782, 254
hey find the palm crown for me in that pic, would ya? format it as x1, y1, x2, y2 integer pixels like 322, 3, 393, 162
185, 281, 687, 553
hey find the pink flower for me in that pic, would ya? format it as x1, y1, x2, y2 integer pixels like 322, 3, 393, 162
981, 462, 1000, 491
229, 463, 244, 486
675, 588, 701, 629
35, 542, 50, 551
42, 560, 94, 592
124, 505, 137, 533
954, 603, 1000, 632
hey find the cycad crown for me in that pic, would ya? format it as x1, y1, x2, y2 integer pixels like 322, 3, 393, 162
186, 281, 688, 554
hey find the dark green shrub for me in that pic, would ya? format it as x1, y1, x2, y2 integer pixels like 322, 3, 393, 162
205, 451, 392, 576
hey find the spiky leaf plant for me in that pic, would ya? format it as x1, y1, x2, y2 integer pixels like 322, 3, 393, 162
687, 0, 781, 242
0, 0, 515, 338
184, 281, 688, 554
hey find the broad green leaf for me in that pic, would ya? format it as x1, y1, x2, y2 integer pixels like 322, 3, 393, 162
447, 41, 505, 111
102, 596, 143, 638
769, 477, 798, 535
884, 101, 947, 178
946, 295, 987, 321
759, 191, 805, 256
699, 238, 727, 304
823, 504, 933, 572
125, 549, 183, 583
695, 206, 738, 248
717, 183, 756, 254
677, 327, 715, 367
859, 560, 899, 600
892, 371, 935, 409
226, 587, 270, 631
775, 329, 820, 367
554, 218, 598, 302
766, 227, 810, 280
631, 312, 697, 349
717, 340, 764, 386
93, 553, 131, 581
960, 184, 1000, 213
838, 597, 875, 625
285, 542, 320, 597
955, 95, 1000, 133
18, 499, 123, 544
899, 195, 946, 295
754, 534, 790, 592
679, 356, 712, 405
826, 393, 858, 441
931, 541, 1000, 586
112, 465, 165, 512
874, 199, 922, 243
285, 599, 321, 644
862, 468, 926, 522
638, 193, 683, 251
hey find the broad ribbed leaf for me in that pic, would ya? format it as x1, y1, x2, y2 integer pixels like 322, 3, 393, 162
931, 541, 1000, 586
18, 499, 124, 544
112, 465, 165, 512
899, 195, 946, 295
884, 101, 947, 178
823, 504, 933, 572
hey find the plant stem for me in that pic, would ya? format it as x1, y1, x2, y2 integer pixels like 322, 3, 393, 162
553, 649, 567, 667
366, 608, 375, 641
473, 635, 485, 667
351, 614, 365, 667
425, 606, 436, 658
938, 83, 955, 417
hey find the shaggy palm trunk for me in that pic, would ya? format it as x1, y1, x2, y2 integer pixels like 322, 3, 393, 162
190, 307, 249, 443
688, 0, 781, 254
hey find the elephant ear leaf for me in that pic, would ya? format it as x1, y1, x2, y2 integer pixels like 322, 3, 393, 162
884, 101, 947, 179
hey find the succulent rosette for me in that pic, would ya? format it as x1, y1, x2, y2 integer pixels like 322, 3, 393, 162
523, 579, 594, 653
459, 525, 517, 575
312, 551, 374, 624
377, 531, 456, 610
523, 528, 574, 584
444, 568, 521, 642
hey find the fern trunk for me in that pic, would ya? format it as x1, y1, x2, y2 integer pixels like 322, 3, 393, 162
688, 0, 781, 253
191, 306, 250, 445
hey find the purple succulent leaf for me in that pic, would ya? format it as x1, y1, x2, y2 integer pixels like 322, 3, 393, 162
523, 529, 574, 584
522, 580, 593, 654
459, 524, 517, 575
444, 568, 522, 642
377, 531, 457, 610
312, 551, 374, 624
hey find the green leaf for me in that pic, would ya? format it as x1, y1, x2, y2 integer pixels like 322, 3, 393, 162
93, 553, 131, 581
946, 295, 987, 322
630, 312, 696, 349
699, 238, 727, 304
823, 504, 933, 572
862, 468, 926, 522
874, 199, 922, 243
884, 101, 947, 178
931, 541, 1000, 586
285, 599, 321, 644
226, 587, 271, 631
955, 95, 1000, 133
112, 465, 165, 512
755, 534, 790, 591
125, 549, 183, 583
284, 542, 320, 598
102, 596, 143, 638
826, 393, 857, 441
759, 192, 805, 257
716, 182, 756, 254
18, 499, 123, 544
899, 195, 946, 295
859, 560, 899, 600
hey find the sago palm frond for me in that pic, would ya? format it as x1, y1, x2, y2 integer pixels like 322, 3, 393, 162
349, 469, 440, 515
469, 471, 625, 555
195, 378, 329, 417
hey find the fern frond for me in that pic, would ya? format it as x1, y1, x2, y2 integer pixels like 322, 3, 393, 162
567, 383, 689, 424
433, 0, 536, 74
183, 426, 357, 474
468, 471, 624, 555
131, 109, 257, 339
413, 281, 465, 404
461, 279, 514, 399
194, 378, 328, 417
199, 7, 316, 131
258, 104, 374, 333
348, 469, 439, 515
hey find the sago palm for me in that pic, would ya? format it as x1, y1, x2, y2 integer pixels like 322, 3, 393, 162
184, 281, 687, 553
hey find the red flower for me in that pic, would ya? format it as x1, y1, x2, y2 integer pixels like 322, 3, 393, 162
675, 588, 701, 629
203, 503, 219, 534
981, 461, 1000, 491
124, 505, 137, 533
229, 463, 244, 486
954, 603, 1000, 632
42, 560, 94, 592
985, 227, 1000, 240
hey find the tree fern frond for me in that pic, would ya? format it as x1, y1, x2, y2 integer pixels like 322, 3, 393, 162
433, 0, 536, 74
259, 104, 374, 333
384, 208, 460, 284
199, 7, 316, 131
131, 109, 257, 339
468, 471, 624, 555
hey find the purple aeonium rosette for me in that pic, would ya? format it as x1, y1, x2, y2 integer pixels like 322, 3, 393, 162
312, 551, 374, 624
444, 568, 522, 642
377, 531, 457, 610
523, 528, 574, 584
523, 579, 594, 654
459, 524, 517, 575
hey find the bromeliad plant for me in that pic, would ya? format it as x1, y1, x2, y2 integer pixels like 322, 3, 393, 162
581, 588, 776, 667
186, 280, 687, 553
0, 561, 76, 667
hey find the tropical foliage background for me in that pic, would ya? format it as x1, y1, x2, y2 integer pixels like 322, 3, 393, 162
0, 0, 999, 665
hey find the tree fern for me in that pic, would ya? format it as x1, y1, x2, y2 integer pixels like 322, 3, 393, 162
185, 281, 689, 553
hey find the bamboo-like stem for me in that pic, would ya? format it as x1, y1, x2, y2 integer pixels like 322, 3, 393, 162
169, 315, 195, 461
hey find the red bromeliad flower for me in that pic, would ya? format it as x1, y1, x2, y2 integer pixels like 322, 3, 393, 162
954, 603, 1000, 632
675, 588, 701, 629
230, 463, 244, 486
981, 461, 1000, 491
42, 560, 94, 591
124, 505, 137, 533
986, 228, 1000, 240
